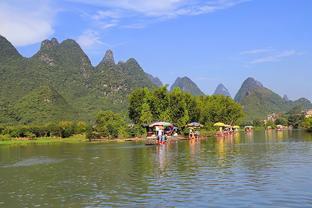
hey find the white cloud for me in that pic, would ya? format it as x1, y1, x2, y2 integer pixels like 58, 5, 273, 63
76, 30, 107, 49
241, 48, 302, 65
68, 0, 249, 17
92, 10, 122, 20
240, 48, 273, 55
68, 0, 249, 32
0, 0, 56, 46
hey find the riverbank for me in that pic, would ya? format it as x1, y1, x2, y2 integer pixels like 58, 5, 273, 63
0, 130, 216, 146
0, 134, 152, 146
0, 134, 88, 146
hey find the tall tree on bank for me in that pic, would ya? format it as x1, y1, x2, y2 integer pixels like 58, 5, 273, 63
128, 87, 244, 128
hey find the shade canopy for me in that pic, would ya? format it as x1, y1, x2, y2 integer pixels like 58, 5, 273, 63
149, 122, 173, 128
213, 122, 226, 127
233, 125, 240, 129
186, 122, 203, 128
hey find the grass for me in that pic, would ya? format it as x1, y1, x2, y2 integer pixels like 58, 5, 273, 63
0, 134, 149, 146
0, 134, 88, 146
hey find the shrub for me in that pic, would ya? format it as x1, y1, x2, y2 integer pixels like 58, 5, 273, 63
127, 124, 146, 138
90, 111, 127, 139
58, 121, 75, 138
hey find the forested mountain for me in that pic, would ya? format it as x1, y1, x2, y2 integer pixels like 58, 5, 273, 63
235, 77, 312, 121
1, 35, 311, 124
0, 35, 157, 123
213, 84, 231, 97
170, 77, 205, 96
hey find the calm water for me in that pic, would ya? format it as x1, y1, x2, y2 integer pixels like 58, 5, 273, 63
1, 131, 312, 207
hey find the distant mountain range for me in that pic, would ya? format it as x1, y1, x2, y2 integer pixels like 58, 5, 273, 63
0, 34, 311, 123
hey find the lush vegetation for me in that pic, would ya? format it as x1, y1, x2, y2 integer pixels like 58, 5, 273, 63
129, 86, 244, 128
235, 77, 312, 122
86, 87, 244, 140
303, 117, 312, 132
0, 121, 87, 141
86, 111, 127, 140
247, 106, 307, 129
0, 35, 157, 124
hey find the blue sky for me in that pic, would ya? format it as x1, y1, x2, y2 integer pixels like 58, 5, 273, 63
1, 0, 311, 100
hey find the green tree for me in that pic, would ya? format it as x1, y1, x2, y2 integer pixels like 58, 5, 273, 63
168, 88, 189, 128
149, 86, 169, 120
286, 107, 305, 129
58, 121, 74, 138
303, 117, 312, 132
275, 117, 288, 126
128, 88, 151, 124
199, 95, 244, 125
139, 102, 153, 124
93, 111, 126, 139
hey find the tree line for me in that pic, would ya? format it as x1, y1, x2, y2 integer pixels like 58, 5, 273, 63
0, 121, 87, 140
128, 86, 244, 127
1, 86, 245, 140
87, 86, 245, 139
3, 86, 312, 140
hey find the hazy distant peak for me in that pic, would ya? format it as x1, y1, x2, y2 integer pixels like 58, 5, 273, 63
170, 76, 205, 96
244, 77, 263, 88
283, 94, 290, 102
146, 73, 163, 87
214, 83, 231, 97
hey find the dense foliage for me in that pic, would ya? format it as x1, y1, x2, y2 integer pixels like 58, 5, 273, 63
129, 86, 244, 129
303, 117, 312, 132
87, 111, 127, 140
0, 121, 87, 140
0, 35, 157, 124
235, 78, 312, 122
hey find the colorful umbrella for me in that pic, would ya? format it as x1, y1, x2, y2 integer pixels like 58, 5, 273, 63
149, 122, 173, 128
213, 122, 226, 127
186, 122, 203, 128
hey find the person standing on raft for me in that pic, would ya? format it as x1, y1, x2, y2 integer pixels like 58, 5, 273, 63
157, 128, 163, 143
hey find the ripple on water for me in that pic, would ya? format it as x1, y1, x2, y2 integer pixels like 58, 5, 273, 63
1, 157, 63, 168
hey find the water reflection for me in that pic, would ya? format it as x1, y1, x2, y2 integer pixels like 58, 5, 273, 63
1, 131, 312, 207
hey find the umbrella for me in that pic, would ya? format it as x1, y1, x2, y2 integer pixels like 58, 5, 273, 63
213, 122, 226, 127
233, 125, 240, 129
186, 122, 203, 128
149, 122, 173, 128
244, 126, 253, 129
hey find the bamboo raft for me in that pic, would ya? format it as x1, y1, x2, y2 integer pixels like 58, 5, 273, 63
145, 136, 189, 145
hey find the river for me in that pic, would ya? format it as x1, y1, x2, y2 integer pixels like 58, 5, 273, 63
1, 130, 312, 207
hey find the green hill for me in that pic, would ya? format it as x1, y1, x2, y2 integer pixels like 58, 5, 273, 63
13, 86, 77, 124
170, 77, 205, 96
235, 77, 312, 121
0, 35, 157, 124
